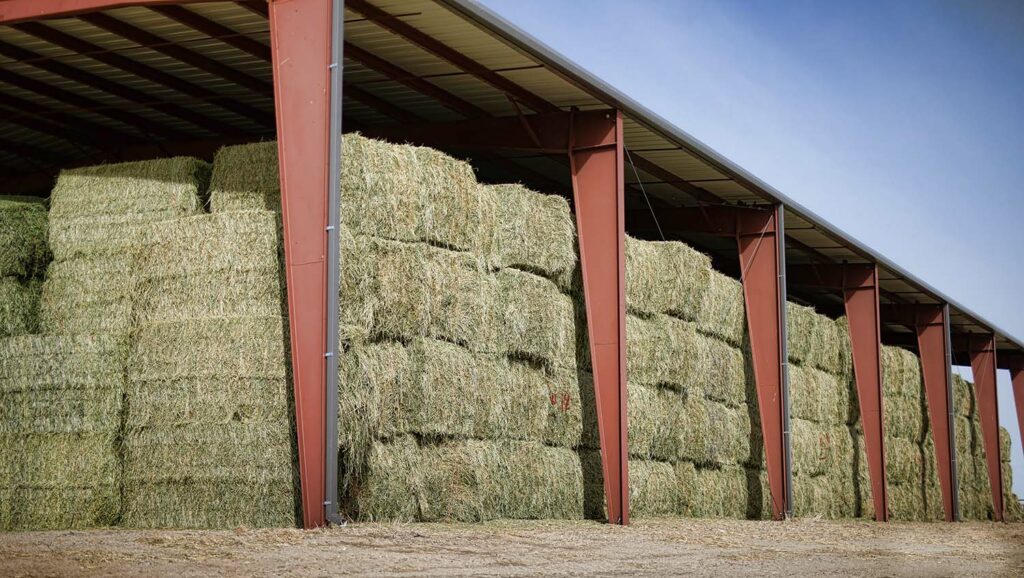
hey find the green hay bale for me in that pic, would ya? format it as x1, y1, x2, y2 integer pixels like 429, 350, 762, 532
121, 422, 297, 529
791, 471, 857, 518
126, 376, 290, 429
786, 303, 847, 375
0, 277, 40, 337
358, 438, 583, 522
953, 374, 973, 417
486, 183, 578, 290
0, 385, 122, 434
494, 268, 578, 370
47, 214, 153, 262
0, 196, 49, 279
694, 270, 746, 347
676, 461, 768, 519
5, 486, 120, 531
888, 481, 928, 521
788, 363, 853, 425
999, 426, 1012, 459
343, 133, 497, 256
625, 236, 711, 320
208, 141, 281, 212
49, 157, 208, 220
790, 418, 855, 477
886, 436, 926, 486
882, 345, 923, 399
626, 460, 680, 517
884, 394, 926, 440
38, 255, 137, 335
626, 314, 747, 407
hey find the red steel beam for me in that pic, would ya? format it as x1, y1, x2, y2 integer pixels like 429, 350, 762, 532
968, 334, 1004, 522
570, 109, 629, 524
915, 304, 958, 521
1010, 355, 1024, 492
270, 0, 333, 529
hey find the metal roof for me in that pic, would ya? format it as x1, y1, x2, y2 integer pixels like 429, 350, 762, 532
1, 0, 1020, 358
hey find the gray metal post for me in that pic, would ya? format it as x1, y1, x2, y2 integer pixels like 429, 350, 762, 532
777, 204, 794, 518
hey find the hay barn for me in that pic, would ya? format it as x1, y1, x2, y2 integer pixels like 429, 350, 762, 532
0, 0, 1022, 530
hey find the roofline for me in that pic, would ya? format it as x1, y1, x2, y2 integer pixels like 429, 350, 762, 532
439, 0, 1024, 353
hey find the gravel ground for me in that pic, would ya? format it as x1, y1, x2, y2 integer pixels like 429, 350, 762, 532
1, 518, 1022, 577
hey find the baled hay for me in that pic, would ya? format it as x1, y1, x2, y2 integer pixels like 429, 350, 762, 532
882, 345, 924, 399
126, 375, 290, 429
47, 214, 153, 261
343, 133, 496, 255
0, 277, 40, 337
134, 212, 285, 324
626, 460, 680, 518
38, 255, 136, 335
626, 313, 747, 407
0, 196, 49, 279
888, 481, 928, 520
0, 385, 121, 435
999, 426, 1012, 459
857, 434, 930, 521
0, 333, 126, 384
954, 416, 983, 460
884, 394, 926, 440
789, 418, 855, 477
486, 183, 578, 290
788, 363, 853, 425
676, 461, 769, 519
495, 268, 578, 370
786, 303, 847, 375
208, 141, 281, 212
791, 471, 857, 518
48, 157, 208, 220
886, 437, 926, 486
122, 422, 297, 529
694, 270, 747, 347
4, 486, 119, 531
356, 437, 583, 522
953, 374, 974, 417
624, 236, 711, 320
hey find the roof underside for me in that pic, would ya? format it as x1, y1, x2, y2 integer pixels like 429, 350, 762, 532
0, 0, 1018, 360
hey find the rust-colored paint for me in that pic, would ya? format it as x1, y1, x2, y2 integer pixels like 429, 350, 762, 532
842, 265, 889, 521
968, 334, 1004, 522
736, 207, 789, 520
915, 305, 957, 521
270, 0, 333, 529
0, 0, 211, 24
569, 110, 629, 525
1011, 356, 1024, 497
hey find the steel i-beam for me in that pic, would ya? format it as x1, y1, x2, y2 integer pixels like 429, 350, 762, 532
915, 305, 958, 521
969, 334, 1004, 522
270, 0, 334, 529
569, 110, 629, 525
1011, 356, 1024, 495
788, 263, 888, 521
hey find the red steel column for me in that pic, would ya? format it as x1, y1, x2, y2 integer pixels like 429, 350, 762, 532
569, 110, 629, 525
843, 265, 889, 521
1010, 356, 1024, 490
915, 305, 957, 521
969, 334, 1004, 522
736, 206, 790, 520
270, 0, 333, 529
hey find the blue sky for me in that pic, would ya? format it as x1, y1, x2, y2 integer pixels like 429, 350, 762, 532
478, 0, 1024, 497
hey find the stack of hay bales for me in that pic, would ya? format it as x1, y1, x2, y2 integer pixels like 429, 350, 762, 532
0, 196, 48, 337
0, 334, 126, 530
787, 308, 857, 518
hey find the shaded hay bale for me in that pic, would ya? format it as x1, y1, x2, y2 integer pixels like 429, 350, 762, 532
884, 394, 926, 441
0, 196, 49, 279
695, 270, 746, 347
0, 277, 41, 338
676, 461, 770, 519
791, 471, 857, 518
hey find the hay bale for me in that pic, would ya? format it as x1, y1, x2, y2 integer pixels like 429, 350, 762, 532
884, 394, 926, 440
485, 183, 578, 290
0, 196, 49, 279
790, 418, 855, 477
208, 141, 281, 212
676, 461, 768, 519
791, 471, 857, 518
343, 133, 497, 255
882, 345, 923, 399
626, 460, 680, 518
0, 277, 41, 337
353, 435, 422, 521
695, 270, 746, 347
625, 236, 711, 320
38, 255, 136, 335
953, 374, 973, 417
494, 268, 578, 370
886, 437, 926, 486
47, 214, 153, 262
787, 303, 847, 375
788, 363, 853, 425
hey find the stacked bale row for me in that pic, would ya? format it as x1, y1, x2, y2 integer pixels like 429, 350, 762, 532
0, 196, 49, 337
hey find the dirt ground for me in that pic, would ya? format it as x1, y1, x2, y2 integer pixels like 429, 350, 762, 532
1, 518, 1022, 577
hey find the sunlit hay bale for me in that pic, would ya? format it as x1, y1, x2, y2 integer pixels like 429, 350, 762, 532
538, 364, 584, 449
416, 439, 584, 522
791, 471, 857, 518
0, 334, 126, 530
344, 235, 497, 350
620, 382, 682, 461
789, 418, 855, 477
47, 214, 153, 262
121, 422, 298, 529
695, 270, 746, 347
999, 426, 1012, 459
0, 278, 41, 338
338, 224, 371, 343
625, 236, 711, 320
788, 362, 852, 425
49, 157, 208, 221
884, 394, 926, 441
208, 141, 281, 212
626, 460, 680, 518
786, 303, 846, 375
626, 314, 747, 407
882, 345, 924, 399
493, 268, 578, 371
885, 436, 926, 486
953, 374, 974, 417
485, 183, 578, 291
38, 255, 137, 335
676, 461, 759, 519
0, 196, 49, 279
353, 435, 422, 521
342, 133, 497, 255
888, 481, 928, 521
832, 317, 854, 376
134, 212, 285, 324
